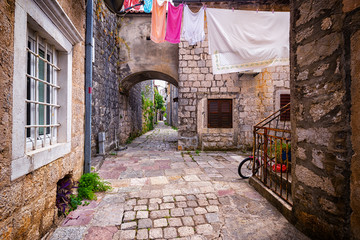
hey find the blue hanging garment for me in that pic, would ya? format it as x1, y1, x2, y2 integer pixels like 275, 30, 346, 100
144, 0, 152, 13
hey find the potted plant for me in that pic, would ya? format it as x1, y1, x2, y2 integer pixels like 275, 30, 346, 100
272, 140, 291, 173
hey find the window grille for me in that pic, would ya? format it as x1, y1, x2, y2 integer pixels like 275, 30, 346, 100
26, 31, 61, 151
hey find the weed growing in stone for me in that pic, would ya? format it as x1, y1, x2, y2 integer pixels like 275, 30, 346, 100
56, 172, 112, 216
78, 172, 112, 200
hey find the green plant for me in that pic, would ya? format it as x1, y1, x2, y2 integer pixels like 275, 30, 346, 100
273, 140, 291, 161
78, 172, 112, 200
171, 126, 178, 131
195, 149, 201, 155
154, 88, 165, 110
69, 195, 82, 212
161, 106, 166, 113
142, 93, 155, 133
126, 132, 141, 144
56, 173, 111, 216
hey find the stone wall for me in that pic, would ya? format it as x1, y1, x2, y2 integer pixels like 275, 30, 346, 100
92, 0, 142, 151
170, 84, 179, 128
290, 0, 360, 239
350, 20, 360, 240
238, 66, 290, 147
177, 12, 290, 150
345, 2, 360, 238
0, 0, 86, 239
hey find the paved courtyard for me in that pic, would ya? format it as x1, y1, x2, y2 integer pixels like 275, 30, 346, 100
50, 122, 308, 240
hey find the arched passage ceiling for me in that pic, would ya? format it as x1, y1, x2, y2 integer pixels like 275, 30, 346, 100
118, 15, 179, 93
120, 71, 178, 93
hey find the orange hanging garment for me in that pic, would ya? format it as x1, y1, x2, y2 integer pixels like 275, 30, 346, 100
151, 0, 167, 43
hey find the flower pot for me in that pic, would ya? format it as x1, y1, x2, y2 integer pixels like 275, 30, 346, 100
272, 164, 287, 173
282, 150, 291, 162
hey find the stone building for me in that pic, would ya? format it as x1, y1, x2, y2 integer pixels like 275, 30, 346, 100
290, 0, 360, 239
0, 0, 86, 239
166, 82, 179, 128
115, 1, 360, 239
0, 0, 359, 239
92, 0, 142, 153
177, 6, 291, 151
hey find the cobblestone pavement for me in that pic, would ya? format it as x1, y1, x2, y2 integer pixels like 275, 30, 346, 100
50, 122, 308, 240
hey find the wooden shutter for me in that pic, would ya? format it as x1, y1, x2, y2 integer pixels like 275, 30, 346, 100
208, 99, 232, 128
280, 94, 290, 121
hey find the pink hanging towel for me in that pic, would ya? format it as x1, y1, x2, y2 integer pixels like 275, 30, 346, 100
151, 0, 167, 43
165, 3, 184, 44
123, 0, 141, 11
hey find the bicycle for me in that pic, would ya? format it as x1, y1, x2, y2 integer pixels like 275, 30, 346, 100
238, 153, 288, 179
238, 156, 259, 179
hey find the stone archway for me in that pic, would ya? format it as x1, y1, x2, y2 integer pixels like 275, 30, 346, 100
119, 70, 178, 94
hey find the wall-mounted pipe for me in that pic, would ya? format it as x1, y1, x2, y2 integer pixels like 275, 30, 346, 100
84, 0, 94, 173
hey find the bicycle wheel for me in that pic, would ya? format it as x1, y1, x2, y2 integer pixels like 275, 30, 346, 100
238, 157, 254, 179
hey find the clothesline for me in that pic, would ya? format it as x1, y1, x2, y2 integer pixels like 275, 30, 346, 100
121, 0, 290, 74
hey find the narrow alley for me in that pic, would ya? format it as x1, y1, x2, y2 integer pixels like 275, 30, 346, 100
50, 122, 308, 240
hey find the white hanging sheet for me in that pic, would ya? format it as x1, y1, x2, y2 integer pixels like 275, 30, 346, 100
206, 8, 290, 74
182, 5, 205, 45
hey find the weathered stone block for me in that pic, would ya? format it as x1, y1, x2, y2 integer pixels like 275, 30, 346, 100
296, 33, 340, 67
188, 61, 197, 67
295, 165, 336, 196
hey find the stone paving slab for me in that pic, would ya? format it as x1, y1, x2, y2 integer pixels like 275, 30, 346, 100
49, 122, 309, 240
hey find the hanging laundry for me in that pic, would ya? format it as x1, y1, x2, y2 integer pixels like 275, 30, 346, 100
165, 3, 184, 44
206, 8, 290, 74
143, 0, 153, 13
181, 5, 205, 45
151, 0, 167, 43
123, 0, 141, 11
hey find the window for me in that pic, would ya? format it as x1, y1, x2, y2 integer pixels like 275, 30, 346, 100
26, 30, 60, 151
11, 0, 82, 180
280, 94, 290, 121
208, 99, 232, 128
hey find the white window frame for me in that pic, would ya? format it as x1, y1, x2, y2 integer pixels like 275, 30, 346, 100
11, 0, 82, 180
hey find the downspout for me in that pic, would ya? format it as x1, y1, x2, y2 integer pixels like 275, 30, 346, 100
84, 0, 93, 173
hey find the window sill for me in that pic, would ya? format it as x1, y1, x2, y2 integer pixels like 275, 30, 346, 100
11, 142, 71, 180
204, 128, 234, 134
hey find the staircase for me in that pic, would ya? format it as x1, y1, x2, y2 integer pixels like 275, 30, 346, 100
248, 103, 294, 222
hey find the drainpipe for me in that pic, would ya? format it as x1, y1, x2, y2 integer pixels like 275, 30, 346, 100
84, 0, 93, 174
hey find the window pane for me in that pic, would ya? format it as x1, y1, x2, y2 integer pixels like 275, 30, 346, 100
46, 53, 51, 134
38, 49, 45, 135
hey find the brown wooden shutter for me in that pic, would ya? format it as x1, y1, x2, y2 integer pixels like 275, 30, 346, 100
208, 100, 220, 128
280, 94, 290, 121
208, 99, 232, 128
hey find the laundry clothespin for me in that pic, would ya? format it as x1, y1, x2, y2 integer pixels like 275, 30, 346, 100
202, 2, 206, 10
